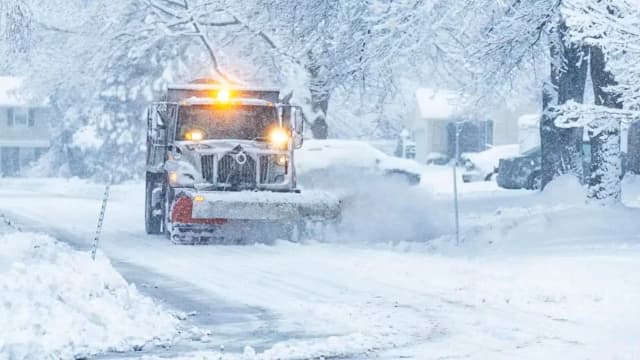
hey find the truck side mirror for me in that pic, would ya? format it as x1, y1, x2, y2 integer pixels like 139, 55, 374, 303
148, 102, 177, 148
292, 106, 304, 149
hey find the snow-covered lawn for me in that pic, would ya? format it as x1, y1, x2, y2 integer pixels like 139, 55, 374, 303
0, 174, 638, 359
0, 225, 180, 359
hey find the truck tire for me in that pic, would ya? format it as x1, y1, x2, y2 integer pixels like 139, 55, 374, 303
145, 172, 164, 234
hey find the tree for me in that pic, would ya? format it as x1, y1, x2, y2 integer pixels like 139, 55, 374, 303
376, 0, 633, 203
587, 44, 622, 202
0, 0, 31, 69
553, 0, 640, 203
251, 1, 376, 138
541, 17, 587, 189
22, 0, 194, 180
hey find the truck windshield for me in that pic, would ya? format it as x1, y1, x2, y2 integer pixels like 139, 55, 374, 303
176, 105, 279, 140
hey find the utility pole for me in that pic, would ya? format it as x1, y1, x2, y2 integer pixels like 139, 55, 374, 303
452, 122, 461, 246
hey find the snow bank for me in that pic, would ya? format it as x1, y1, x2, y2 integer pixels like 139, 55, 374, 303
621, 173, 640, 206
434, 176, 640, 254
539, 174, 587, 203
0, 230, 180, 359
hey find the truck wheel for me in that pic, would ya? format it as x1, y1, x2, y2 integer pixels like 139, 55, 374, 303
527, 171, 542, 190
145, 173, 164, 234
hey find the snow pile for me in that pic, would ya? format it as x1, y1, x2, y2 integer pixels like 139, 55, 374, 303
539, 174, 587, 203
0, 231, 180, 359
437, 175, 640, 254
621, 173, 640, 206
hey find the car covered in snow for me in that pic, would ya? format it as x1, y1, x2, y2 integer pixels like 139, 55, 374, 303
426, 152, 449, 165
496, 144, 627, 190
496, 147, 542, 190
296, 140, 422, 188
461, 145, 520, 183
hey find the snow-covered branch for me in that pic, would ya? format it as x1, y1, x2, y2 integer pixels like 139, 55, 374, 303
552, 100, 637, 129
143, 0, 234, 82
563, 0, 640, 112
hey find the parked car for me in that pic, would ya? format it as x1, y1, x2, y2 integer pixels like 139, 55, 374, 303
296, 139, 422, 187
461, 145, 520, 183
497, 145, 627, 190
496, 147, 542, 190
426, 152, 449, 165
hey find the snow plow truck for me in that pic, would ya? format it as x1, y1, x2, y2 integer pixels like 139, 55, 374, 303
144, 79, 340, 244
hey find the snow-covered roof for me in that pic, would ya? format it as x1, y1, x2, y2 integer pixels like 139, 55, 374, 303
415, 88, 460, 120
0, 76, 28, 106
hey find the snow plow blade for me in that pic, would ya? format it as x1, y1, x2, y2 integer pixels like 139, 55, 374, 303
190, 190, 341, 222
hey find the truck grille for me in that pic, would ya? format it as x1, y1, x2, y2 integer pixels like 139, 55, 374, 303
201, 152, 283, 187
259, 155, 269, 183
201, 154, 215, 183
217, 153, 257, 187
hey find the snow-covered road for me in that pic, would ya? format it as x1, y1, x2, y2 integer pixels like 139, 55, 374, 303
1, 171, 639, 359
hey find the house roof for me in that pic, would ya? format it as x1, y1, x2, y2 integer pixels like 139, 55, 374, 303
415, 88, 461, 120
0, 76, 28, 106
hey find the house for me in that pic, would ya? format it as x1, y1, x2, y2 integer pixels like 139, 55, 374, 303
0, 76, 51, 176
407, 88, 536, 163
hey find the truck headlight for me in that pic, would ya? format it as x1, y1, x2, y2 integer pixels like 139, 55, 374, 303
269, 127, 290, 148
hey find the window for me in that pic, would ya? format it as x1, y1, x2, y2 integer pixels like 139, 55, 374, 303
13, 108, 28, 127
176, 105, 279, 141
7, 108, 13, 127
6, 107, 31, 127
28, 109, 35, 127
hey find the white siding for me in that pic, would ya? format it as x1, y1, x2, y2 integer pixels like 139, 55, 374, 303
0, 106, 51, 147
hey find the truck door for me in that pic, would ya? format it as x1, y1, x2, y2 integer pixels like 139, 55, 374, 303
146, 102, 177, 171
